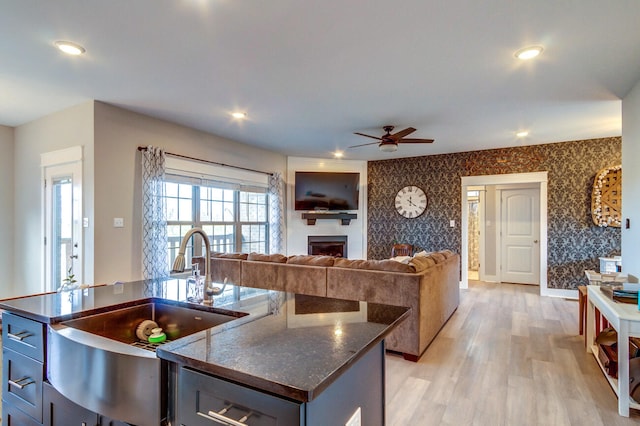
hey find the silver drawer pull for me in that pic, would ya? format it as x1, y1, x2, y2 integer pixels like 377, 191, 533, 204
8, 376, 35, 389
197, 404, 253, 426
7, 330, 33, 341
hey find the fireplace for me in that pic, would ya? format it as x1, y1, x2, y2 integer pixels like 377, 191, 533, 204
308, 235, 348, 258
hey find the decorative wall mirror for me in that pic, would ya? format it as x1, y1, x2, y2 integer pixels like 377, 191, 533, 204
591, 165, 621, 227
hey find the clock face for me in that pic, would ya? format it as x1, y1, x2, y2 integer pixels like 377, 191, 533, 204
395, 186, 427, 218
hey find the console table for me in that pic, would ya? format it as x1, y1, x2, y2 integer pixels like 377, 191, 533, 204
586, 285, 640, 416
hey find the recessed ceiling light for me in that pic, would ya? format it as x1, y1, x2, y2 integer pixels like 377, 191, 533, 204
231, 112, 247, 119
54, 40, 86, 55
514, 45, 543, 60
516, 130, 529, 138
333, 151, 344, 158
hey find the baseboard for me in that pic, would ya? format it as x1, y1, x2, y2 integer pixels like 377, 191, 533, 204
541, 286, 578, 300
480, 275, 498, 283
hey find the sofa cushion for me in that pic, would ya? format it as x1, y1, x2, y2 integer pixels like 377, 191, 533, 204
247, 252, 288, 263
209, 256, 243, 284
428, 252, 446, 263
287, 255, 335, 267
333, 258, 416, 273
439, 249, 455, 258
409, 256, 437, 272
212, 252, 248, 260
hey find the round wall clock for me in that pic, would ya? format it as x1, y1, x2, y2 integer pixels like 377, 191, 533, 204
395, 185, 427, 218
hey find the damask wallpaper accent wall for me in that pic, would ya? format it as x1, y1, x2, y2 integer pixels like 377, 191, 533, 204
367, 137, 621, 290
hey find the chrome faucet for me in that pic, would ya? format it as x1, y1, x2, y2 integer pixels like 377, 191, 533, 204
171, 227, 211, 286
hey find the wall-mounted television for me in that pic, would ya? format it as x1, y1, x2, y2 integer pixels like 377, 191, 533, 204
294, 171, 360, 211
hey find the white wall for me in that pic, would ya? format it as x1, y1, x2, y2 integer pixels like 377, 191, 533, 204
13, 102, 95, 296
622, 78, 640, 272
286, 156, 367, 259
9, 101, 286, 296
0, 125, 15, 298
93, 102, 287, 284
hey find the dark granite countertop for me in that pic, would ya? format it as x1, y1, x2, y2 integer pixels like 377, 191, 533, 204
0, 279, 256, 324
0, 278, 409, 403
157, 293, 409, 402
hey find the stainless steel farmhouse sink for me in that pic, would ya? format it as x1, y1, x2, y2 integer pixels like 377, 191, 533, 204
48, 300, 246, 426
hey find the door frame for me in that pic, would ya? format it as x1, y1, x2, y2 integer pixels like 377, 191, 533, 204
41, 146, 83, 293
461, 172, 550, 296
466, 186, 486, 280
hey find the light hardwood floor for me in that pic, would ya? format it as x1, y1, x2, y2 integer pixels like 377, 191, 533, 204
385, 281, 640, 425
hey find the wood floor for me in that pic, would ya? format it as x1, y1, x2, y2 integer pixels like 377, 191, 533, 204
385, 280, 640, 425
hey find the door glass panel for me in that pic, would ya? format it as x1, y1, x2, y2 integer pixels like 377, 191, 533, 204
52, 177, 73, 290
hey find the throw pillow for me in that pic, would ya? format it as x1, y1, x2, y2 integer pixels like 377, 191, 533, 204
247, 253, 288, 263
287, 255, 335, 267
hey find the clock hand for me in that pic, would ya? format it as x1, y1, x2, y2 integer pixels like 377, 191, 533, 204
408, 197, 416, 207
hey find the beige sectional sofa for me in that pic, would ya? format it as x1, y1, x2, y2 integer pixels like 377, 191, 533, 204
197, 250, 459, 362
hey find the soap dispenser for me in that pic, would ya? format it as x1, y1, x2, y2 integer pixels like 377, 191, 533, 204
187, 263, 204, 303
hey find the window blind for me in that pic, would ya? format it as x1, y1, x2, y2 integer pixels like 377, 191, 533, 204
165, 156, 268, 192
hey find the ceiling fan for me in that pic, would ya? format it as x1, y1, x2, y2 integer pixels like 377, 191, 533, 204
350, 125, 434, 152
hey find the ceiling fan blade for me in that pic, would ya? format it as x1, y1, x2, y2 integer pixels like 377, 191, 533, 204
354, 132, 383, 141
389, 127, 417, 141
348, 141, 383, 148
398, 138, 435, 144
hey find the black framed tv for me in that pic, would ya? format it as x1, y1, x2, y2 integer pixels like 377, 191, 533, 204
294, 171, 360, 211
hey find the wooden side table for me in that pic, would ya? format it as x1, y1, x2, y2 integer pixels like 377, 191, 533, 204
578, 285, 587, 338
586, 285, 640, 417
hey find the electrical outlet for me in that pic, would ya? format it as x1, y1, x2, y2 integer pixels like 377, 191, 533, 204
113, 217, 124, 228
345, 407, 361, 426
450, 219, 455, 227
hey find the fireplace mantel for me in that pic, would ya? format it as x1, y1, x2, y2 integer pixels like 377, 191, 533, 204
301, 212, 357, 225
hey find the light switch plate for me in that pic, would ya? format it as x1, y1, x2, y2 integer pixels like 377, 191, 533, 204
113, 217, 124, 228
450, 219, 455, 227
113, 282, 124, 294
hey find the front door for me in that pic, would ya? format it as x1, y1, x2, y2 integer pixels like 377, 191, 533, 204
500, 187, 540, 285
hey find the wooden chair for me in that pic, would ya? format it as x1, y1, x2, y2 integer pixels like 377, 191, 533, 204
391, 243, 413, 257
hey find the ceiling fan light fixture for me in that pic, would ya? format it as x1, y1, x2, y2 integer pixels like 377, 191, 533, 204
514, 45, 543, 60
379, 143, 398, 152
54, 40, 86, 55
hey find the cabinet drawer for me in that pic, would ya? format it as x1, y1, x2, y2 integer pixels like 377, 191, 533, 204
3, 347, 44, 423
2, 311, 46, 362
178, 367, 302, 426
43, 381, 98, 426
2, 399, 42, 426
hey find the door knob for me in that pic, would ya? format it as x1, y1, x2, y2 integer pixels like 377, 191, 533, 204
533, 240, 539, 243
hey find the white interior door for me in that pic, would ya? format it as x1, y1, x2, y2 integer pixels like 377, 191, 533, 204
43, 148, 83, 292
500, 187, 540, 285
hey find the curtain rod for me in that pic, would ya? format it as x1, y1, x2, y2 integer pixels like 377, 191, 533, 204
137, 146, 273, 176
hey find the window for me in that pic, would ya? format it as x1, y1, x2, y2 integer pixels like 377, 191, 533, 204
165, 178, 269, 269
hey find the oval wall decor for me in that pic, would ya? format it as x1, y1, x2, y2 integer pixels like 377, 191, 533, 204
591, 165, 621, 227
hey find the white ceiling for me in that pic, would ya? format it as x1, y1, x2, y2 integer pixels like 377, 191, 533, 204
2, 1, 640, 161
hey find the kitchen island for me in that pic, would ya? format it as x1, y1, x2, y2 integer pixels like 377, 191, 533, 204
1, 278, 409, 425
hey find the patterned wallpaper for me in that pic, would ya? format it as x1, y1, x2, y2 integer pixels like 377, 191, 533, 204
367, 137, 621, 290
